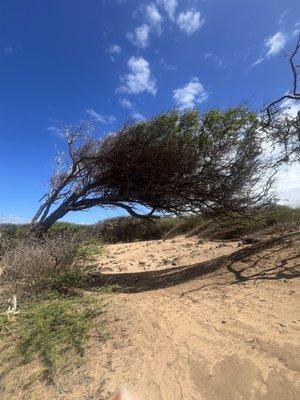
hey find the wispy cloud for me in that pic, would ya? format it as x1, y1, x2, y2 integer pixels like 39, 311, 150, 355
146, 3, 163, 32
159, 58, 177, 71
157, 0, 178, 21
250, 31, 287, 68
0, 214, 27, 224
120, 98, 134, 109
119, 56, 157, 95
120, 98, 145, 121
204, 52, 224, 68
127, 24, 150, 49
293, 21, 300, 37
107, 44, 121, 61
108, 44, 121, 55
265, 32, 286, 57
47, 126, 64, 137
85, 109, 116, 124
173, 77, 208, 109
278, 10, 288, 26
177, 9, 204, 35
249, 57, 264, 68
131, 111, 145, 121
2, 43, 22, 55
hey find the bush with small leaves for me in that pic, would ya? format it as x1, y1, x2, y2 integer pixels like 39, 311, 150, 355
1, 233, 87, 295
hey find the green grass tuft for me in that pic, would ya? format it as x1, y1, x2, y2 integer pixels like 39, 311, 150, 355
0, 293, 104, 379
76, 241, 104, 260
91, 284, 120, 294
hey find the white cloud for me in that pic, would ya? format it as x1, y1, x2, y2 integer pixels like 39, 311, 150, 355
277, 163, 300, 207
132, 112, 145, 121
177, 9, 204, 35
146, 3, 162, 31
249, 31, 286, 68
108, 44, 121, 55
157, 0, 178, 21
127, 24, 150, 49
85, 109, 116, 124
265, 32, 286, 57
119, 56, 157, 95
292, 21, 300, 37
281, 98, 300, 118
120, 98, 134, 109
173, 77, 208, 109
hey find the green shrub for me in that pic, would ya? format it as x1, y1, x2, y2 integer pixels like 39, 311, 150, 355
76, 239, 103, 260
92, 216, 167, 243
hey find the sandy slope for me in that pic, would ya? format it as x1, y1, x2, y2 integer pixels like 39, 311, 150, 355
1, 233, 300, 399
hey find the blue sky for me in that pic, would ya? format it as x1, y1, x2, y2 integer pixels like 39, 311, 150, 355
0, 0, 300, 224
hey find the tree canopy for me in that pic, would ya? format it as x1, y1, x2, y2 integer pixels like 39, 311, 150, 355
31, 108, 275, 234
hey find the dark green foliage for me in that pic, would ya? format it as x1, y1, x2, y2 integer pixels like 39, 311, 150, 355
0, 223, 30, 239
165, 206, 300, 239
47, 221, 89, 236
93, 206, 300, 243
92, 216, 168, 243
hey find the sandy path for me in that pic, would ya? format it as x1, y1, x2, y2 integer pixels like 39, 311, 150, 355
1, 233, 300, 400
86, 233, 300, 400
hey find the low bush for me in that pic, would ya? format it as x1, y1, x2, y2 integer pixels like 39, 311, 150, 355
1, 233, 87, 295
92, 216, 168, 243
0, 223, 30, 240
0, 293, 104, 378
89, 206, 300, 243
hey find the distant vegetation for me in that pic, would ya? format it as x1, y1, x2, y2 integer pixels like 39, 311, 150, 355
1, 205, 299, 244
93, 206, 300, 242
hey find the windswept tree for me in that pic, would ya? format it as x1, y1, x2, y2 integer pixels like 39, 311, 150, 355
31, 108, 275, 235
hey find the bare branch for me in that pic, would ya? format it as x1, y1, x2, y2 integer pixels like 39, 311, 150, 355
263, 34, 300, 126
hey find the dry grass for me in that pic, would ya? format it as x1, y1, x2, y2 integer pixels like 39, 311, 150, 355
0, 233, 89, 295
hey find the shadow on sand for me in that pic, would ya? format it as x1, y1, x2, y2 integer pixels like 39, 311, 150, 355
87, 232, 300, 294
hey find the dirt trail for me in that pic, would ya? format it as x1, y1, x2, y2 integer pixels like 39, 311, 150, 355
2, 233, 300, 399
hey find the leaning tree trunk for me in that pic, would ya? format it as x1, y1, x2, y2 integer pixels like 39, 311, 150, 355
31, 206, 69, 236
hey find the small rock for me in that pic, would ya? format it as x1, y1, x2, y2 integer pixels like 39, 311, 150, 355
279, 322, 287, 328
276, 260, 284, 267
